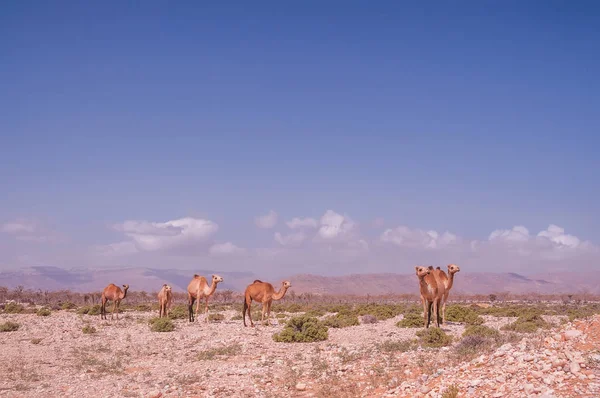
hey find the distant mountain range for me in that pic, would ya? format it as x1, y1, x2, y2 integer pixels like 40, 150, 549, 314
0, 266, 598, 295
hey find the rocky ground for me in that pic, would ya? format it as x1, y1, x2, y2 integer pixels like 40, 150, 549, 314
0, 308, 599, 397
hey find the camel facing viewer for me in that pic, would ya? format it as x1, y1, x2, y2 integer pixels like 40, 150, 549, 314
243, 280, 292, 327
187, 274, 223, 323
157, 284, 173, 318
415, 266, 440, 328
435, 264, 461, 324
101, 283, 129, 320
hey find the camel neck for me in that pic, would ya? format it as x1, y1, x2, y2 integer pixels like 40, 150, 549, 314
447, 272, 455, 290
207, 281, 218, 295
121, 289, 128, 300
273, 286, 288, 301
418, 276, 429, 291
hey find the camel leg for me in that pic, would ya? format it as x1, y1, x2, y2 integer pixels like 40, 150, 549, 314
422, 298, 428, 328
188, 296, 196, 322
101, 299, 106, 320
195, 294, 201, 323
247, 302, 254, 327
261, 303, 267, 326
111, 300, 117, 320
204, 297, 209, 323
442, 294, 447, 325
426, 301, 432, 328
433, 300, 439, 328
266, 300, 272, 326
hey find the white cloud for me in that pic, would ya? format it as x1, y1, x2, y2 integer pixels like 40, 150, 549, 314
286, 217, 318, 229
2, 220, 36, 234
254, 210, 278, 229
317, 210, 356, 240
537, 224, 581, 248
489, 225, 530, 242
112, 217, 218, 252
274, 231, 306, 246
209, 242, 245, 255
95, 241, 138, 256
380, 226, 458, 250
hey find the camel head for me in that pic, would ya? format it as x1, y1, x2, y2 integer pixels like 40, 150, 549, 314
415, 266, 431, 278
447, 264, 460, 274
164, 284, 172, 292
281, 280, 292, 289
212, 274, 224, 284
122, 284, 129, 291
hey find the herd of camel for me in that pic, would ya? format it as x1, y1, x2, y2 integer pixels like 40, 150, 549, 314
99, 263, 460, 329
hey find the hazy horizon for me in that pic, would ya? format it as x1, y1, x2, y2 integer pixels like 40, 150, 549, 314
1, 2, 599, 276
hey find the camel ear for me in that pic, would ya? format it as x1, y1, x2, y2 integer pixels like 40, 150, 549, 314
415, 266, 419, 271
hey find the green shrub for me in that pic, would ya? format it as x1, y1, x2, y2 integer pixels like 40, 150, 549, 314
168, 304, 188, 320
305, 308, 326, 317
445, 305, 484, 325
37, 308, 52, 317
322, 312, 359, 328
149, 317, 175, 332
271, 303, 305, 313
361, 314, 378, 324
378, 339, 417, 353
396, 312, 424, 328
453, 336, 493, 361
77, 305, 101, 316
441, 384, 460, 398
0, 321, 20, 332
208, 313, 225, 322
276, 313, 287, 319
273, 316, 328, 343
3, 302, 24, 314
230, 314, 243, 321
135, 304, 152, 312
501, 312, 549, 333
82, 325, 96, 334
462, 325, 500, 340
356, 304, 403, 320
197, 343, 242, 360
416, 328, 453, 348
61, 302, 77, 310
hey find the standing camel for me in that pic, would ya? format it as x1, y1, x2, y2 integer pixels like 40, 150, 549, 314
428, 266, 447, 327
434, 264, 461, 324
157, 284, 173, 318
242, 280, 292, 327
101, 283, 129, 320
415, 266, 440, 328
186, 274, 224, 323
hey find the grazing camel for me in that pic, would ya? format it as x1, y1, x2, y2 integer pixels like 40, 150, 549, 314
243, 280, 292, 327
157, 284, 173, 318
100, 283, 129, 320
186, 274, 224, 323
415, 266, 440, 328
435, 264, 461, 324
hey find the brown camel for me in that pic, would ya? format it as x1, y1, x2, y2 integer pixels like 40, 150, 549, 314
243, 280, 292, 327
434, 264, 461, 324
100, 283, 129, 320
428, 266, 447, 327
157, 284, 173, 318
186, 274, 224, 323
415, 266, 440, 328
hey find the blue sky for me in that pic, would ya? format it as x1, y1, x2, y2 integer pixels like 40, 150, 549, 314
1, 1, 598, 275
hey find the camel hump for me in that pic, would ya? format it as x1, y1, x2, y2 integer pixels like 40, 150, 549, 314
193, 274, 200, 278
436, 266, 441, 270
253, 279, 263, 284
428, 266, 434, 270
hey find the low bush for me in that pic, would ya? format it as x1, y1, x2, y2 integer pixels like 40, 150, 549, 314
82, 325, 96, 334
208, 313, 225, 322
3, 302, 24, 314
356, 304, 403, 320
462, 325, 500, 340
416, 328, 453, 348
322, 312, 359, 328
230, 314, 243, 321
135, 304, 152, 312
396, 312, 424, 328
305, 308, 326, 317
445, 305, 484, 325
501, 312, 549, 333
197, 343, 242, 360
441, 384, 460, 398
61, 302, 77, 310
273, 315, 328, 343
149, 317, 175, 332
360, 314, 378, 324
77, 305, 101, 316
453, 335, 493, 361
378, 339, 417, 353
168, 304, 188, 320
276, 313, 287, 319
37, 308, 52, 317
0, 321, 20, 332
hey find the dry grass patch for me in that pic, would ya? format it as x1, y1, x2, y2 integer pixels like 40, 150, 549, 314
0, 321, 20, 332
197, 343, 242, 360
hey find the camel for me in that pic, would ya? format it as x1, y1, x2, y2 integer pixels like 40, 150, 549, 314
434, 263, 461, 324
157, 284, 173, 318
415, 266, 440, 328
100, 283, 129, 320
428, 266, 447, 326
186, 274, 224, 323
243, 280, 292, 327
